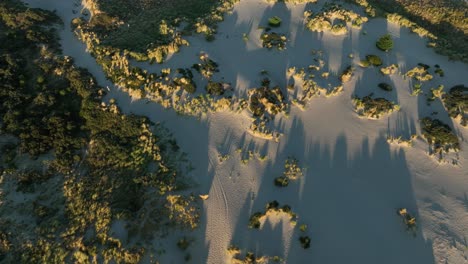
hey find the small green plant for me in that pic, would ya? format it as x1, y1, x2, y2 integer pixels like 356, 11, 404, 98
411, 83, 422, 96
299, 224, 307, 232
299, 236, 311, 249
378, 83, 392, 91
365, 55, 383, 66
376, 34, 394, 51
268, 16, 282, 27
274, 176, 289, 187
177, 237, 191, 251
442, 85, 467, 126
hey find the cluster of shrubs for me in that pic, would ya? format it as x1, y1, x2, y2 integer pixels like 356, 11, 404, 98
405, 65, 433, 82
274, 157, 304, 187
304, 3, 368, 35
192, 54, 219, 79
260, 32, 287, 50
442, 85, 467, 127
359, 55, 383, 67
248, 201, 297, 229
0, 2, 198, 263
353, 94, 400, 119
421, 117, 459, 154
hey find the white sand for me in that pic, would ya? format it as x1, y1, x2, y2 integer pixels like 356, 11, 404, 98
22, 0, 468, 263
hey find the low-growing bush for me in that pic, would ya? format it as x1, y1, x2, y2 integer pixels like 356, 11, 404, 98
365, 55, 383, 66
205, 81, 225, 96
261, 32, 287, 50
353, 94, 399, 119
299, 236, 311, 249
442, 85, 468, 126
340, 66, 354, 83
376, 34, 394, 51
421, 117, 459, 154
378, 82, 392, 91
268, 16, 282, 27
274, 176, 289, 187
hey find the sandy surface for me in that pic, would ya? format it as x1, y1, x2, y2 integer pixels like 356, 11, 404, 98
22, 0, 468, 263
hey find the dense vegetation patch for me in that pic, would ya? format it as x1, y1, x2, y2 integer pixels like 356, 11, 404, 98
0, 1, 197, 262
248, 201, 297, 229
348, 0, 468, 62
353, 94, 399, 119
421, 117, 459, 154
442, 85, 468, 127
88, 0, 239, 52
376, 34, 394, 51
304, 3, 368, 35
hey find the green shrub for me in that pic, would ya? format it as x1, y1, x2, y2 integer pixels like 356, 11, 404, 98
421, 117, 459, 153
274, 176, 289, 187
299, 236, 311, 249
177, 237, 191, 251
268, 16, 282, 27
248, 212, 264, 229
378, 83, 392, 91
365, 55, 383, 66
376, 34, 393, 51
442, 85, 468, 126
205, 81, 224, 96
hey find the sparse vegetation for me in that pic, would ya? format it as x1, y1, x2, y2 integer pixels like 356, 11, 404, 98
380, 64, 398, 75
340, 66, 354, 83
261, 32, 287, 50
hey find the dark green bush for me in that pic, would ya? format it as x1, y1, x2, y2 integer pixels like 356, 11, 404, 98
299, 236, 311, 249
442, 85, 467, 126
205, 81, 224, 96
376, 34, 393, 51
274, 176, 289, 187
248, 212, 264, 229
268, 16, 282, 27
378, 82, 393, 91
421, 117, 459, 153
365, 55, 383, 66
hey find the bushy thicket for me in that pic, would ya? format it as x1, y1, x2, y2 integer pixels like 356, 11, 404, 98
0, 1, 197, 263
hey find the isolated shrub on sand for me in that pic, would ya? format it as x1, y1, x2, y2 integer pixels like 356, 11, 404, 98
378, 82, 392, 91
376, 34, 394, 52
268, 16, 282, 27
299, 236, 311, 249
274, 176, 289, 187
365, 55, 383, 66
